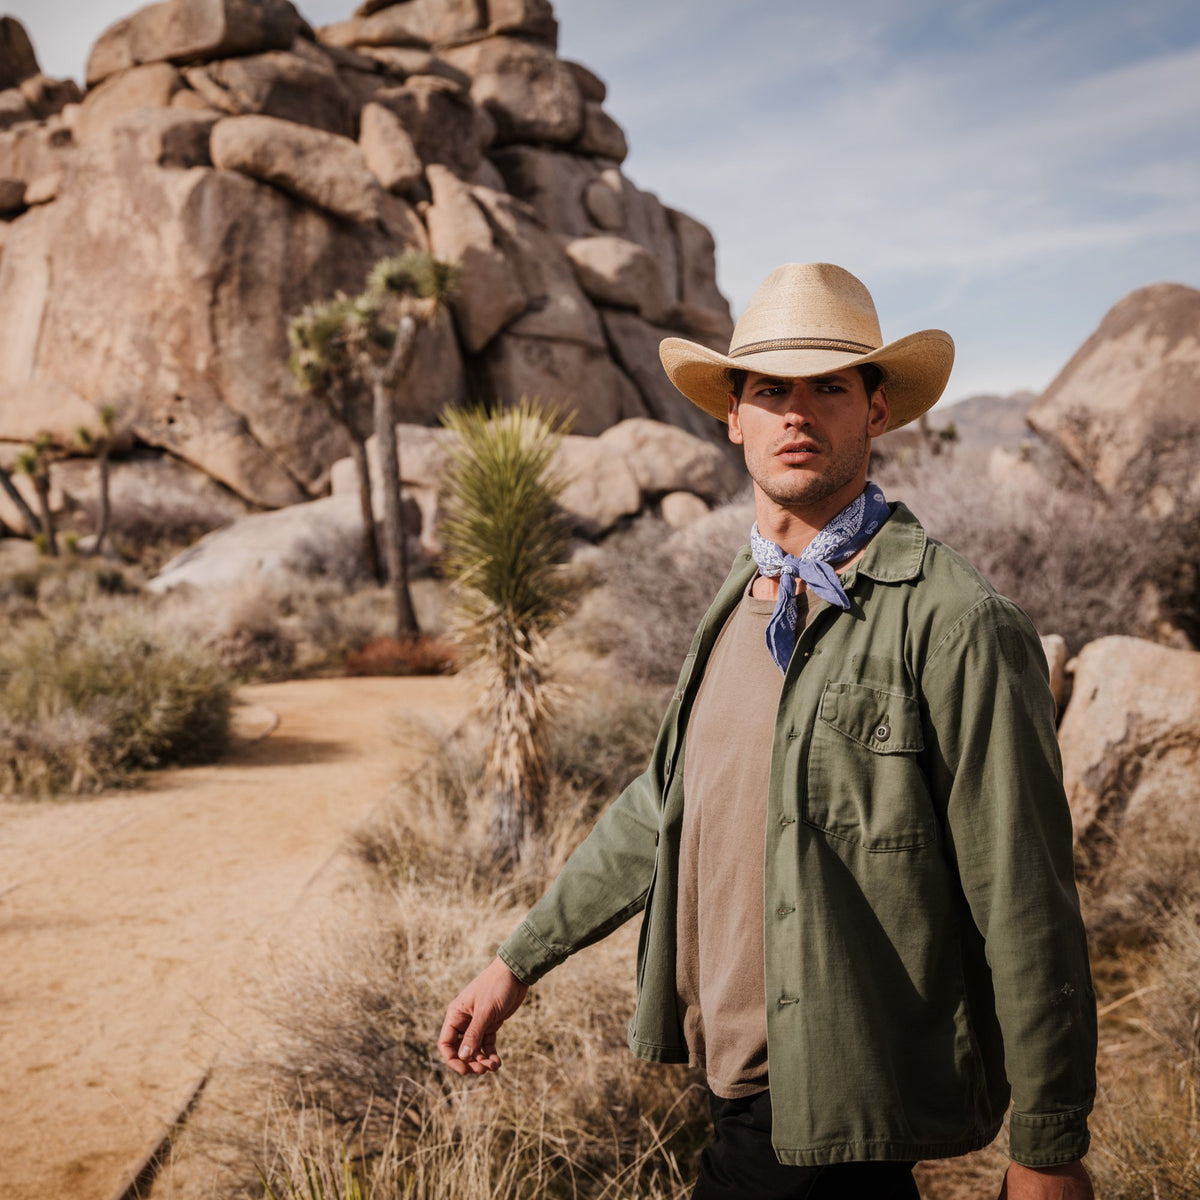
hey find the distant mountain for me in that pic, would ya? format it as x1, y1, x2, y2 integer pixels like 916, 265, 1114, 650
929, 391, 1036, 451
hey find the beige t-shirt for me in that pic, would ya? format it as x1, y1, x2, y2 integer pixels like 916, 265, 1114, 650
675, 580, 809, 1098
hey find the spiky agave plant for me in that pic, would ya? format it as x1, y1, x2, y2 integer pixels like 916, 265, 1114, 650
440, 401, 572, 866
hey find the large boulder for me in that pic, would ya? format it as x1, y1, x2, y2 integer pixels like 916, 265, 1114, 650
602, 310, 727, 442
479, 333, 645, 436
330, 421, 642, 539
471, 186, 605, 348
441, 35, 582, 146
182, 48, 357, 136
572, 101, 626, 161
1059, 637, 1200, 847
87, 0, 308, 86
598, 417, 743, 501
371, 76, 489, 176
319, 0, 485, 50
210, 113, 383, 222
74, 63, 188, 143
1026, 283, 1200, 495
564, 235, 668, 324
424, 165, 525, 352
358, 100, 422, 192
0, 17, 39, 91
52, 449, 252, 537
146, 492, 368, 591
0, 121, 75, 187
0, 135, 431, 507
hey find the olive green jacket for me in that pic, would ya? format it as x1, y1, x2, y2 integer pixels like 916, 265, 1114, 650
498, 503, 1096, 1168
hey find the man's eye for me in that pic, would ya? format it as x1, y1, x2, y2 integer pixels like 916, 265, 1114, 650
816, 385, 846, 394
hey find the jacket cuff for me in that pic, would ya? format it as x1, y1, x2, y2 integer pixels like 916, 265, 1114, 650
1008, 1106, 1092, 1167
497, 920, 564, 986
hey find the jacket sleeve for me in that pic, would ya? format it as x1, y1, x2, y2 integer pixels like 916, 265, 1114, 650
919, 597, 1097, 1167
496, 720, 672, 986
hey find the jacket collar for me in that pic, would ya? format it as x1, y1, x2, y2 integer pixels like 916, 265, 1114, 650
843, 500, 927, 586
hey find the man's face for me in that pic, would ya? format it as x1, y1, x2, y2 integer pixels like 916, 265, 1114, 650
727, 370, 890, 521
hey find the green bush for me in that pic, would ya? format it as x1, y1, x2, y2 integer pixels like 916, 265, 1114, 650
0, 610, 233, 795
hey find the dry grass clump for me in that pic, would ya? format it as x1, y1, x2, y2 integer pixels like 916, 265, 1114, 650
576, 502, 752, 686
0, 608, 232, 795
154, 573, 407, 681
343, 635, 456, 677
1087, 897, 1200, 1199
189, 680, 699, 1200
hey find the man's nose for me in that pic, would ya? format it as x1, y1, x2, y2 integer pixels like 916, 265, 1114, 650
782, 383, 815, 425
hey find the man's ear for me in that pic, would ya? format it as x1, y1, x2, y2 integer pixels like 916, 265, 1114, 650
866, 386, 890, 439
727, 393, 744, 444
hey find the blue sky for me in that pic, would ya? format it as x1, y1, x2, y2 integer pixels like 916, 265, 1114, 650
10, 0, 1200, 406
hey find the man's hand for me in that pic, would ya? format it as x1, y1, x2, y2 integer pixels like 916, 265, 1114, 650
437, 957, 529, 1077
998, 1160, 1094, 1200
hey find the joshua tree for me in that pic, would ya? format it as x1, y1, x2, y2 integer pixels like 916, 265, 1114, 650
440, 401, 572, 866
349, 250, 459, 640
288, 293, 383, 583
75, 403, 117, 555
0, 459, 39, 539
15, 434, 58, 556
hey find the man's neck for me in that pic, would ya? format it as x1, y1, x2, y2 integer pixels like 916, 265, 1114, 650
752, 478, 868, 557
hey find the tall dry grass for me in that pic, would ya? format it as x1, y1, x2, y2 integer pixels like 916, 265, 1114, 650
169, 675, 702, 1200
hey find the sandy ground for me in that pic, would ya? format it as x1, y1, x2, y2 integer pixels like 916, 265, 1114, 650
0, 674, 469, 1200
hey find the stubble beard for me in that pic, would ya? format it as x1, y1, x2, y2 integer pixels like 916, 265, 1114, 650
745, 424, 871, 513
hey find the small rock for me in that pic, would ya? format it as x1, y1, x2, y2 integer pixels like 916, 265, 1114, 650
660, 490, 710, 529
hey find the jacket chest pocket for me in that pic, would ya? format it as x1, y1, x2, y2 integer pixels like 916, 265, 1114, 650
804, 681, 936, 851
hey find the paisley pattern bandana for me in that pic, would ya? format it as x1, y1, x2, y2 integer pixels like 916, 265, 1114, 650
750, 483, 890, 674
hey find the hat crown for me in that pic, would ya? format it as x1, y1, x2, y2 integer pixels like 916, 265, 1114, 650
730, 262, 883, 358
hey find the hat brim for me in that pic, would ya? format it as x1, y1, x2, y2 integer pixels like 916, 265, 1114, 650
659, 329, 955, 432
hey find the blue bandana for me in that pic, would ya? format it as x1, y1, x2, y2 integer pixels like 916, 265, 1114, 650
750, 483, 890, 674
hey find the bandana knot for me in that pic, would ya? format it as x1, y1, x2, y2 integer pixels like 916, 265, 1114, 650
750, 483, 889, 674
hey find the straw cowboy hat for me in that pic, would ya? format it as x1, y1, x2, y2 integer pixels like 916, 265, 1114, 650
659, 262, 954, 432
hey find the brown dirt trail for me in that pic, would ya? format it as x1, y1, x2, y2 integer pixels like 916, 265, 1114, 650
0, 675, 469, 1200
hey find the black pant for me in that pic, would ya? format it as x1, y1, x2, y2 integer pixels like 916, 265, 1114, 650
692, 1089, 920, 1200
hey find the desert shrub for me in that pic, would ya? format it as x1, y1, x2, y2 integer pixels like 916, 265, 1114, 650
0, 609, 232, 794
343, 635, 456, 677
876, 443, 1200, 653
579, 503, 752, 686
1089, 898, 1200, 1200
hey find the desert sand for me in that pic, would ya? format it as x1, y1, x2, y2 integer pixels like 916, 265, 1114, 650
0, 674, 469, 1200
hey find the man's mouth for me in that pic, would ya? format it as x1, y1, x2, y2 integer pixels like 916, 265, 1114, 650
775, 440, 821, 463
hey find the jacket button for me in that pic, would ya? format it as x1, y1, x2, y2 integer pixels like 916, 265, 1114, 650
874, 723, 890, 742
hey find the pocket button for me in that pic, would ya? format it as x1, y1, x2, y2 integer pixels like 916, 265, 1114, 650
874, 723, 891, 742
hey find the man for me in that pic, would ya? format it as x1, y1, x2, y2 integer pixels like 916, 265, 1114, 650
439, 263, 1097, 1199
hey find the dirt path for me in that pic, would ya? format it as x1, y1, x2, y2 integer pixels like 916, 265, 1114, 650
0, 675, 469, 1200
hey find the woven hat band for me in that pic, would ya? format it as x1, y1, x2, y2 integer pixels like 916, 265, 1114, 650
730, 336, 878, 358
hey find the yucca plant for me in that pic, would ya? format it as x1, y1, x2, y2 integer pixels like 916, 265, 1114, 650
440, 401, 572, 866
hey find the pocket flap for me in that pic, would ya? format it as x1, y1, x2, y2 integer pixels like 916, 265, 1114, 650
818, 681, 924, 754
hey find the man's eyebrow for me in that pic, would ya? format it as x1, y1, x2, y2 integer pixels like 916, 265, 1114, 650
807, 373, 854, 384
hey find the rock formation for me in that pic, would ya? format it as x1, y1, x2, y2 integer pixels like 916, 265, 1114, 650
150, 416, 744, 591
0, 0, 734, 536
1026, 283, 1200, 499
